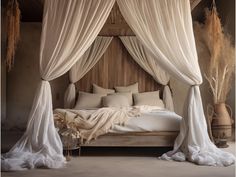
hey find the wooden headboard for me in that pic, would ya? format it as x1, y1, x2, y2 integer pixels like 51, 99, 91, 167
76, 37, 164, 96
76, 3, 164, 96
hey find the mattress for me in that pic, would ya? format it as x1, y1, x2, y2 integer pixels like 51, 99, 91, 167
110, 109, 182, 133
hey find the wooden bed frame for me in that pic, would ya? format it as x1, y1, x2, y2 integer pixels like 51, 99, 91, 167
75, 3, 178, 148
81, 132, 178, 147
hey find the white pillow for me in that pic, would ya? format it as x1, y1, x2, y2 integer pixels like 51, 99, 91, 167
115, 82, 139, 93
93, 84, 115, 94
133, 91, 164, 108
109, 92, 133, 106
102, 95, 130, 108
74, 91, 106, 109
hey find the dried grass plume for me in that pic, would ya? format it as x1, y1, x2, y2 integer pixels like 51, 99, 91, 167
6, 0, 21, 71
194, 5, 235, 104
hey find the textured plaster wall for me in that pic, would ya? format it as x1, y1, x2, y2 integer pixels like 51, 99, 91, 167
1, 7, 7, 123
3, 23, 69, 129
216, 0, 235, 119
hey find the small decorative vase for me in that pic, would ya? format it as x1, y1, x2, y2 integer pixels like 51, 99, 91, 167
211, 103, 233, 148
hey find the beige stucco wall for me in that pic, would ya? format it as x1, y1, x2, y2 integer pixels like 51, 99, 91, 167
1, 7, 7, 123
3, 23, 69, 129
216, 0, 235, 119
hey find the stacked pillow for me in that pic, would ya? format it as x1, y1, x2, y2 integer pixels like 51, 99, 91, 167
93, 84, 115, 94
114, 82, 139, 93
74, 82, 165, 109
102, 94, 130, 107
104, 83, 138, 107
74, 91, 106, 109
133, 91, 164, 108
103, 92, 133, 107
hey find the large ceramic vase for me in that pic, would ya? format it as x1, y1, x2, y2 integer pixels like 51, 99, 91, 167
211, 103, 233, 148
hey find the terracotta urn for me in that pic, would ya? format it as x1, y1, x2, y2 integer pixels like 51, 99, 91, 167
211, 103, 233, 148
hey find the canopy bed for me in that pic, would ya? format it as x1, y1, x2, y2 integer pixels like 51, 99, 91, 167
1, 0, 235, 171
58, 35, 178, 148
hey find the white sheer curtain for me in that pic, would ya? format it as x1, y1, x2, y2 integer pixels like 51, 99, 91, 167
117, 0, 235, 166
120, 36, 174, 111
1, 0, 115, 171
64, 36, 113, 109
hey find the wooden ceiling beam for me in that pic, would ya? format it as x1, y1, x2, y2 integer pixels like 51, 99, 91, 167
190, 0, 202, 10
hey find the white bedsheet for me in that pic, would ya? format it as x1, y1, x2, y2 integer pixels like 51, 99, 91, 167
77, 107, 182, 133
110, 109, 182, 133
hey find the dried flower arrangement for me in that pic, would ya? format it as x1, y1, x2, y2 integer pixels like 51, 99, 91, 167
194, 1, 235, 147
5, 0, 21, 71
54, 112, 80, 161
194, 3, 235, 104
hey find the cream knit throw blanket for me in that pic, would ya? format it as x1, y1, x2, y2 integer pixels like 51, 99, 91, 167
54, 107, 141, 144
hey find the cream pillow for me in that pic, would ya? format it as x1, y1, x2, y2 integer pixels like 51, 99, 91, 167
133, 91, 164, 108
93, 84, 115, 94
74, 91, 106, 109
109, 92, 133, 106
115, 82, 139, 93
102, 95, 130, 108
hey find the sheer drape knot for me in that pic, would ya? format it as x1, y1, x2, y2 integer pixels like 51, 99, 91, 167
191, 84, 200, 87
41, 78, 49, 82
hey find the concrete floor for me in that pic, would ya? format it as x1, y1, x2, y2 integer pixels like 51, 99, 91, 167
2, 155, 235, 177
1, 130, 235, 177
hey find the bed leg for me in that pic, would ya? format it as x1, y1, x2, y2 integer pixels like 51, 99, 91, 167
78, 146, 81, 156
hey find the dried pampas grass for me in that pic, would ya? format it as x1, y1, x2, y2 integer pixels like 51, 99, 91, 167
194, 4, 235, 104
204, 7, 223, 68
6, 0, 21, 72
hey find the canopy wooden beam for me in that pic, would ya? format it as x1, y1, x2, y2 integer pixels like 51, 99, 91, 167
190, 0, 202, 10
